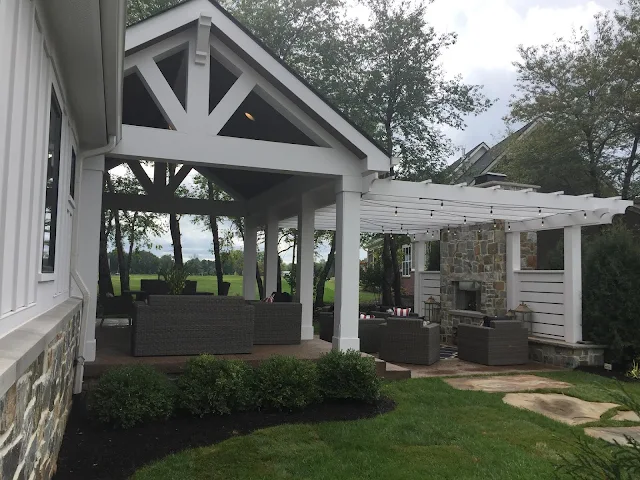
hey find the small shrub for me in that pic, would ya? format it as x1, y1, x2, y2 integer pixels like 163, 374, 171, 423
255, 356, 320, 411
90, 365, 176, 428
583, 225, 640, 366
317, 350, 381, 403
177, 356, 255, 416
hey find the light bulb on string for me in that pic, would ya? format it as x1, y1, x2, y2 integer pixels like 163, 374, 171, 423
508, 224, 511, 231
464, 216, 467, 224
431, 231, 435, 238
447, 225, 450, 233
395, 207, 398, 216
430, 210, 433, 217
538, 207, 542, 216
493, 219, 497, 229
440, 200, 444, 209
584, 211, 587, 218
490, 206, 494, 216
541, 218, 545, 227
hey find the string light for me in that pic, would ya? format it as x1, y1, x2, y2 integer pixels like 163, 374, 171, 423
447, 225, 450, 233
490, 206, 494, 216
538, 207, 542, 216
440, 200, 444, 209
431, 231, 435, 238
413, 234, 416, 241
583, 211, 587, 218
400, 224, 404, 231
464, 216, 467, 224
493, 219, 497, 229
508, 224, 511, 231
541, 218, 545, 227
395, 207, 398, 216
430, 210, 433, 217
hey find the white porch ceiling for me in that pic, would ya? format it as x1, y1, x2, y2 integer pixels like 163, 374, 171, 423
279, 179, 633, 235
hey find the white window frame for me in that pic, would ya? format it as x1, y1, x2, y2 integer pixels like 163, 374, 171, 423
401, 244, 412, 277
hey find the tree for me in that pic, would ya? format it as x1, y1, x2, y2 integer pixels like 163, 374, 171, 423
127, 0, 184, 25
314, 231, 335, 307
508, 0, 640, 199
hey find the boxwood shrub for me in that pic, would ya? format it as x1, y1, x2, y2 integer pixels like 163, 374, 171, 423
89, 365, 176, 428
255, 356, 320, 411
317, 350, 381, 403
177, 355, 255, 416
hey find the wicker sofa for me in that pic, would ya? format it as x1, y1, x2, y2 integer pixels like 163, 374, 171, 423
247, 301, 302, 345
457, 320, 529, 366
132, 295, 254, 356
379, 318, 440, 365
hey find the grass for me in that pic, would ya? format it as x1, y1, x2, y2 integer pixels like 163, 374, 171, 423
111, 274, 378, 303
132, 371, 640, 480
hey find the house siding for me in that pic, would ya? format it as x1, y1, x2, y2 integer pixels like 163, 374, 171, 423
0, 1, 82, 478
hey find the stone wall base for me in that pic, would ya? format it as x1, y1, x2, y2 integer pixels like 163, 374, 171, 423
0, 300, 82, 480
528, 337, 605, 368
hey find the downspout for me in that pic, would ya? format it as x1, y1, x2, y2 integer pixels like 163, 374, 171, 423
71, 135, 117, 393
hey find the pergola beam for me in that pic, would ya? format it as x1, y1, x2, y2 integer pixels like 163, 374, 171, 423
166, 165, 192, 192
126, 161, 154, 193
194, 167, 245, 201
507, 209, 619, 232
103, 192, 246, 216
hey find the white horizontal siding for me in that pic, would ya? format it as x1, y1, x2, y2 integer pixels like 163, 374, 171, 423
0, 0, 77, 336
418, 271, 440, 316
515, 270, 565, 340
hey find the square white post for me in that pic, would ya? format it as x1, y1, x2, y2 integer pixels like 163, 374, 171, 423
264, 211, 279, 297
243, 217, 258, 300
564, 225, 582, 343
297, 194, 315, 340
333, 177, 361, 351
72, 155, 105, 392
506, 231, 521, 310
412, 240, 426, 316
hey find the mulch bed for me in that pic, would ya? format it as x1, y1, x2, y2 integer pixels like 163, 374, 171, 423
53, 395, 395, 480
575, 365, 640, 383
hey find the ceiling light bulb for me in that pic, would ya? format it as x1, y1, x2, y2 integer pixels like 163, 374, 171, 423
245, 112, 255, 121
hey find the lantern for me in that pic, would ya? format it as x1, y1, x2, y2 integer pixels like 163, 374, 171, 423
424, 296, 442, 324
513, 303, 534, 334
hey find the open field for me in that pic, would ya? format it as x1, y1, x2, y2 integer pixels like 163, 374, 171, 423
111, 274, 379, 304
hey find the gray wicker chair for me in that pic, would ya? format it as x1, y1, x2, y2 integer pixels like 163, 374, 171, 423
132, 295, 254, 356
247, 301, 302, 345
379, 318, 440, 365
318, 312, 334, 342
359, 318, 386, 353
457, 320, 529, 366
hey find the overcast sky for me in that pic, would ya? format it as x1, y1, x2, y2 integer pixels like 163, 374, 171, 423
122, 0, 617, 263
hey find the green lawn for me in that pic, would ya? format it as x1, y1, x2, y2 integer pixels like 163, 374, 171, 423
112, 274, 378, 303
133, 371, 640, 480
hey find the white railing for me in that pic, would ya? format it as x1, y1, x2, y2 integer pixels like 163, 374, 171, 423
514, 270, 565, 340
417, 271, 441, 317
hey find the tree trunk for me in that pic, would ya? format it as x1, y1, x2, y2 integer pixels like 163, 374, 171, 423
622, 133, 640, 200
168, 164, 184, 267
382, 234, 393, 306
106, 174, 129, 293
206, 181, 225, 292
256, 262, 265, 299
314, 232, 336, 307
277, 255, 282, 293
98, 207, 114, 297
390, 235, 402, 306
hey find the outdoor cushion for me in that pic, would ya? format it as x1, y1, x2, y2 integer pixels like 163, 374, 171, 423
393, 307, 411, 317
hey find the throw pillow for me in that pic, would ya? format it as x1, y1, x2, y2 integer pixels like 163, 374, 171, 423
393, 307, 411, 317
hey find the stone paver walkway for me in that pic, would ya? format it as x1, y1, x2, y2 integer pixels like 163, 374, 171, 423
585, 426, 640, 446
503, 393, 619, 425
445, 374, 571, 393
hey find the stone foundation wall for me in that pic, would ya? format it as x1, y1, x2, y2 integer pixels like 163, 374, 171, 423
529, 338, 605, 368
441, 313, 485, 344
0, 303, 81, 480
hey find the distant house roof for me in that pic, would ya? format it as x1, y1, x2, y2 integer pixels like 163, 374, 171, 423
452, 120, 539, 185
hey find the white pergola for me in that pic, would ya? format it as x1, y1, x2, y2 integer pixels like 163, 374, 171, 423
74, 0, 633, 360
280, 179, 632, 344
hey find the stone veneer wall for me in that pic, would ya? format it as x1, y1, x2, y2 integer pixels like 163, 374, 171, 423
0, 301, 81, 480
439, 221, 537, 344
529, 338, 605, 368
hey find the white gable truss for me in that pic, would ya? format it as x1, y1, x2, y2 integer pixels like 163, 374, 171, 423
111, 0, 391, 186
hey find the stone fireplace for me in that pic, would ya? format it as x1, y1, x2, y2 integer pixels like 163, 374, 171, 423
439, 220, 537, 344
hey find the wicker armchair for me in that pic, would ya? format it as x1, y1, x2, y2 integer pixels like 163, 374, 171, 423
132, 295, 254, 356
359, 318, 386, 353
379, 318, 440, 365
98, 294, 133, 326
247, 301, 302, 345
457, 320, 529, 366
317, 312, 334, 342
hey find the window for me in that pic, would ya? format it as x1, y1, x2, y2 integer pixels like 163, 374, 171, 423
401, 244, 412, 277
69, 148, 76, 199
41, 92, 62, 273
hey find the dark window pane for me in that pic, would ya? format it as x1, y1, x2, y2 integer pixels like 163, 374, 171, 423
42, 91, 62, 273
69, 148, 76, 199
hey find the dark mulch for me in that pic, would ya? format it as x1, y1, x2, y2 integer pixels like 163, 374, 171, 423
575, 365, 640, 383
53, 395, 395, 480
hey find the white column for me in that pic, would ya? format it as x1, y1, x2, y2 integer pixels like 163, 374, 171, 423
333, 177, 361, 351
412, 240, 426, 316
564, 225, 582, 343
264, 211, 279, 296
297, 194, 315, 340
73, 155, 105, 380
243, 217, 258, 300
506, 231, 521, 310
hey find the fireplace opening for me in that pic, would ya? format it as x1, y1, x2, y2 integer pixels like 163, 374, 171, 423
454, 281, 481, 311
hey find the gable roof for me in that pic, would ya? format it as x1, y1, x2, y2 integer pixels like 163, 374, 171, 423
453, 120, 539, 185
126, 0, 390, 164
